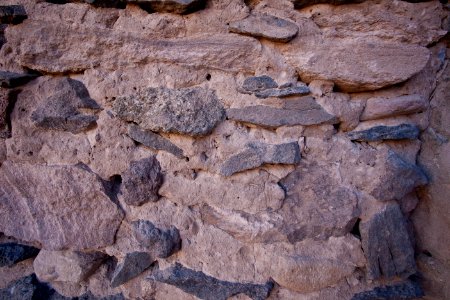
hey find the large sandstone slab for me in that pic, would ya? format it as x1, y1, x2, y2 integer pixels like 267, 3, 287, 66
0, 161, 124, 250
361, 94, 428, 121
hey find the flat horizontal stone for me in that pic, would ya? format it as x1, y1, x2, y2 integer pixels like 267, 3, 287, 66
220, 142, 300, 176
361, 94, 428, 121
227, 105, 338, 128
0, 5, 27, 24
111, 252, 154, 288
347, 124, 420, 141
0, 243, 39, 267
229, 13, 299, 42
242, 75, 278, 93
351, 280, 424, 300
0, 71, 37, 88
127, 124, 184, 158
290, 0, 366, 9
130, 0, 206, 14
254, 84, 310, 99
113, 87, 224, 136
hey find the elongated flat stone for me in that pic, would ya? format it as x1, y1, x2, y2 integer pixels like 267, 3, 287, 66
130, 0, 206, 14
290, 0, 366, 9
229, 13, 299, 42
351, 280, 424, 300
361, 94, 428, 121
347, 124, 420, 141
254, 85, 310, 98
227, 105, 338, 128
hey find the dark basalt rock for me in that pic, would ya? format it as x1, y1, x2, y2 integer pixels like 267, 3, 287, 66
111, 252, 154, 288
290, 0, 366, 9
351, 280, 424, 300
0, 243, 40, 267
360, 203, 416, 280
242, 75, 278, 93
220, 141, 301, 176
46, 0, 126, 9
0, 71, 38, 88
127, 124, 184, 159
254, 85, 310, 98
121, 156, 163, 206
130, 0, 207, 14
347, 124, 420, 142
0, 5, 27, 25
31, 78, 100, 134
132, 220, 181, 258
149, 263, 274, 300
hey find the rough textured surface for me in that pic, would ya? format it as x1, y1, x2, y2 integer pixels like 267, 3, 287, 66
111, 252, 153, 288
361, 94, 428, 121
113, 87, 224, 136
351, 280, 424, 300
254, 84, 310, 99
0, 71, 37, 88
348, 124, 420, 141
130, 0, 206, 14
0, 243, 39, 267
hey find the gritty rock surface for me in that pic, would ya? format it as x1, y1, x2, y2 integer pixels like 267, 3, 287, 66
351, 280, 424, 300
361, 94, 428, 121
347, 124, 420, 141
110, 252, 153, 288
242, 75, 278, 93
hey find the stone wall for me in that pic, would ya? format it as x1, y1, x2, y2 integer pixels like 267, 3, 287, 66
0, 0, 448, 299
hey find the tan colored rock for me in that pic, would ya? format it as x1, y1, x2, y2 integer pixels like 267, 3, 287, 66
0, 161, 124, 250
361, 94, 428, 121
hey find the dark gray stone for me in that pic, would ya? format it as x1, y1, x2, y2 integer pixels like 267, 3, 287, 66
121, 156, 163, 206
130, 0, 206, 14
110, 252, 154, 288
149, 263, 274, 300
347, 124, 420, 142
131, 220, 181, 258
351, 280, 424, 300
0, 71, 38, 88
0, 243, 39, 267
46, 0, 126, 9
290, 0, 366, 9
220, 142, 300, 176
0, 5, 27, 24
30, 78, 100, 134
254, 85, 310, 99
242, 76, 278, 93
113, 87, 225, 137
127, 124, 184, 159
360, 203, 416, 280
227, 105, 338, 128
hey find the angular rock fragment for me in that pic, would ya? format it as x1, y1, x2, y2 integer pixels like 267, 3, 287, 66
360, 204, 416, 280
111, 252, 154, 288
130, 0, 206, 14
348, 124, 420, 141
290, 0, 366, 9
0, 243, 39, 267
127, 124, 184, 158
0, 5, 27, 24
0, 161, 124, 250
30, 78, 100, 134
351, 280, 424, 300
149, 263, 274, 300
361, 94, 428, 121
254, 84, 310, 99
0, 71, 38, 88
242, 75, 278, 93
34, 250, 106, 283
229, 13, 299, 42
220, 142, 300, 176
227, 105, 338, 128
121, 156, 163, 206
113, 87, 224, 136
131, 220, 181, 258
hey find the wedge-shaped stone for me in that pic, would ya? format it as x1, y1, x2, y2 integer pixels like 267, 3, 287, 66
130, 0, 206, 14
114, 87, 224, 136
0, 71, 37, 88
0, 5, 27, 24
229, 13, 298, 42
227, 105, 338, 128
360, 204, 416, 279
347, 124, 420, 141
149, 263, 274, 300
111, 252, 154, 288
0, 243, 39, 267
220, 142, 300, 176
361, 94, 428, 121
0, 161, 124, 250
132, 220, 181, 258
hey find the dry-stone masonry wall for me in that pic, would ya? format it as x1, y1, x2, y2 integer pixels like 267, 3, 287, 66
0, 0, 449, 299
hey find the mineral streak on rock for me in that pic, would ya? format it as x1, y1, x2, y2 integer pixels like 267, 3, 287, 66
113, 87, 225, 136
229, 13, 299, 42
149, 263, 274, 300
0, 243, 40, 267
0, 5, 27, 24
111, 252, 154, 288
348, 124, 420, 142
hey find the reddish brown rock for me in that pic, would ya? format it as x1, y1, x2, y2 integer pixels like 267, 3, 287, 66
361, 94, 428, 121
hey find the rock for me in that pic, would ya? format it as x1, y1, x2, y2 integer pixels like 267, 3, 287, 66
120, 156, 163, 206
110, 252, 154, 288
351, 280, 424, 300
30, 77, 100, 134
220, 141, 300, 176
360, 203, 416, 280
0, 243, 39, 267
347, 124, 420, 142
149, 263, 274, 300
34, 250, 106, 284
361, 94, 428, 121
290, 0, 366, 9
127, 124, 184, 158
0, 161, 124, 250
0, 88, 9, 138
0, 5, 27, 24
130, 0, 206, 14
254, 84, 310, 99
0, 274, 48, 300
241, 75, 278, 93
131, 220, 181, 258
227, 105, 338, 128
0, 71, 37, 88
229, 13, 298, 42
113, 87, 224, 136
281, 38, 430, 92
